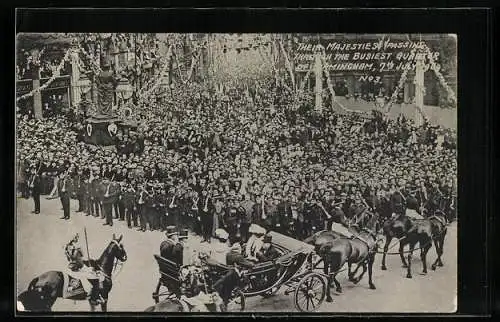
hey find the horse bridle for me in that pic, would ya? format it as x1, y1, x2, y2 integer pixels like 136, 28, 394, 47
97, 240, 126, 280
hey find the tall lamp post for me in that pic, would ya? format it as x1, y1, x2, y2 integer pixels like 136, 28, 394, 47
115, 77, 134, 116
313, 43, 324, 113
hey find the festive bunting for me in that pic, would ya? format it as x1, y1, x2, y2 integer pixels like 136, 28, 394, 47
16, 48, 72, 102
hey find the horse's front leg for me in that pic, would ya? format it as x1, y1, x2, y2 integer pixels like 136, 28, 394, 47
381, 236, 391, 270
420, 238, 432, 275
438, 230, 446, 266
367, 253, 376, 289
353, 262, 367, 284
89, 301, 96, 312
332, 273, 342, 293
406, 242, 416, 278
347, 262, 354, 281
100, 300, 108, 312
324, 262, 333, 302
399, 239, 408, 268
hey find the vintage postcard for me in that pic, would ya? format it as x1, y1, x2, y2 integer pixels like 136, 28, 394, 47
16, 32, 457, 313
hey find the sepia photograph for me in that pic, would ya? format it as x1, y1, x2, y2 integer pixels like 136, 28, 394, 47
15, 32, 457, 313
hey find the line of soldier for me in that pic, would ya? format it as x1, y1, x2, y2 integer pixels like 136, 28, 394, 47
24, 160, 455, 243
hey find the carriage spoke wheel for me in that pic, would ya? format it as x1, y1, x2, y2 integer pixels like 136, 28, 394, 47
294, 273, 326, 312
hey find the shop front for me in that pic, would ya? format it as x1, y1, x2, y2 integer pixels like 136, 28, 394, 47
40, 75, 71, 117
16, 79, 34, 117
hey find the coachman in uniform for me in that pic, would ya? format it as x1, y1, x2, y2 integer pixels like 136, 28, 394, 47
160, 226, 186, 266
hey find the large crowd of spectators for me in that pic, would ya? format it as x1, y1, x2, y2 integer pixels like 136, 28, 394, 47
17, 76, 457, 241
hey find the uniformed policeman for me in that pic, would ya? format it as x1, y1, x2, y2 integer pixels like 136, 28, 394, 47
74, 168, 86, 213
198, 188, 214, 243
58, 170, 73, 220
90, 169, 102, 218
28, 166, 41, 214
102, 178, 119, 226
157, 185, 168, 232
123, 182, 137, 228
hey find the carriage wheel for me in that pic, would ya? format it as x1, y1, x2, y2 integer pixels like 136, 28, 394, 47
294, 273, 326, 312
152, 281, 175, 304
152, 280, 162, 303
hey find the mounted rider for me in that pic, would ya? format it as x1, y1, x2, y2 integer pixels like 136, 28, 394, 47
64, 234, 104, 304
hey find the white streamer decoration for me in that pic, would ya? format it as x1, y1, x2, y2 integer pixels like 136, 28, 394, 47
405, 34, 457, 106
86, 123, 93, 137
16, 48, 72, 102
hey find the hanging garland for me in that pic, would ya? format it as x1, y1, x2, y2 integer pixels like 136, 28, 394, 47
320, 53, 368, 116
184, 50, 201, 84
16, 48, 72, 102
422, 44, 457, 105
279, 39, 296, 90
382, 61, 411, 114
405, 34, 457, 106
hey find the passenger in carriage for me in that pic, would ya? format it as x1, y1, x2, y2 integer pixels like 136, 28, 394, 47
226, 242, 255, 269
206, 228, 230, 266
256, 234, 280, 262
244, 224, 266, 262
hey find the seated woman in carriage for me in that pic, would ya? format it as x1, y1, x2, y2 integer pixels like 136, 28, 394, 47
244, 224, 266, 262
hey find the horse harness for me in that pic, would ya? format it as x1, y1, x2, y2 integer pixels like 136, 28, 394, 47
427, 215, 447, 228
354, 228, 378, 253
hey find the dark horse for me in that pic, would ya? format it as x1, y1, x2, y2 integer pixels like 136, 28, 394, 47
303, 206, 352, 253
316, 211, 381, 303
380, 209, 447, 278
17, 234, 127, 312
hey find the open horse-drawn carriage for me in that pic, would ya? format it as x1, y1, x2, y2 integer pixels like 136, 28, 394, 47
151, 231, 328, 312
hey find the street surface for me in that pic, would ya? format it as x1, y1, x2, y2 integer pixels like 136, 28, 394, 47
16, 196, 457, 313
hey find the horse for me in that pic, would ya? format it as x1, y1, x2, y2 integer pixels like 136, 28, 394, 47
17, 234, 127, 312
304, 206, 366, 253
316, 211, 381, 303
380, 208, 445, 278
428, 210, 448, 271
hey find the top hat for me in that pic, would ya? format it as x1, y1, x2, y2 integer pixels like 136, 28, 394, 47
165, 226, 178, 238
